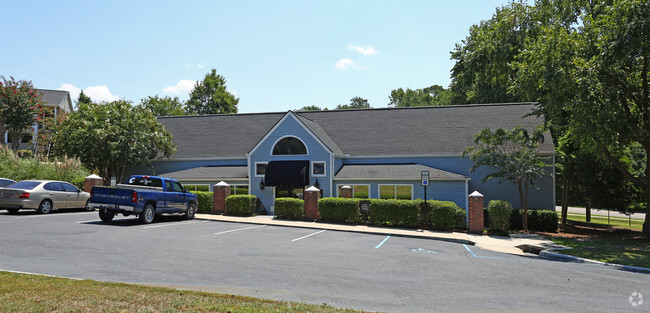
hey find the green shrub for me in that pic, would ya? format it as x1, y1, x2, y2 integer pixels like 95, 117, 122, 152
226, 195, 256, 216
428, 200, 458, 231
318, 197, 359, 223
17, 150, 33, 159
275, 197, 304, 220
510, 209, 559, 232
368, 199, 419, 228
190, 191, 214, 213
0, 147, 89, 183
487, 200, 512, 232
454, 207, 467, 229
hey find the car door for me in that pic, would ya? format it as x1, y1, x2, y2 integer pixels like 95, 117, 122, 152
162, 180, 176, 212
43, 182, 67, 209
172, 181, 185, 212
62, 182, 84, 209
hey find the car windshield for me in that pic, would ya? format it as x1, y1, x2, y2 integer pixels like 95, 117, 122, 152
8, 181, 41, 190
127, 176, 162, 187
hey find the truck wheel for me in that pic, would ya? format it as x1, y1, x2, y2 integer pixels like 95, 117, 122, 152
84, 199, 94, 211
184, 203, 196, 220
139, 204, 155, 224
99, 209, 115, 222
6, 208, 19, 214
37, 200, 53, 214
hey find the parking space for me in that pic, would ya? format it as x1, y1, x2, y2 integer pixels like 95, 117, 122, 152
0, 211, 647, 313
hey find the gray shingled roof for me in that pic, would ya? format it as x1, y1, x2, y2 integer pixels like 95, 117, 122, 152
161, 166, 248, 180
158, 113, 285, 159
159, 103, 554, 159
38, 89, 73, 113
334, 164, 469, 180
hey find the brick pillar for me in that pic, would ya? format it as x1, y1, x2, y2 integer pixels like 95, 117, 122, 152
468, 191, 485, 234
304, 186, 321, 220
83, 174, 104, 192
213, 181, 230, 214
340, 185, 352, 198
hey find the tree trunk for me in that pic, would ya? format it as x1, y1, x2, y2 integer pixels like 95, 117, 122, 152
524, 179, 529, 232
561, 176, 570, 225
644, 171, 650, 236
518, 181, 528, 232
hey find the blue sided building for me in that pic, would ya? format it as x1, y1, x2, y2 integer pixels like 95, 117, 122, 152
147, 102, 555, 214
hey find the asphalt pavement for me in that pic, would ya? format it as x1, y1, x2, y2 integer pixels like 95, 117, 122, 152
0, 210, 648, 313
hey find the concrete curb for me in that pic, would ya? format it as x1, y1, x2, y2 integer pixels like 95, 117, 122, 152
195, 214, 475, 245
539, 250, 650, 274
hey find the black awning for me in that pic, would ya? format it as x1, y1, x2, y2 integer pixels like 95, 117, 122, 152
265, 160, 310, 187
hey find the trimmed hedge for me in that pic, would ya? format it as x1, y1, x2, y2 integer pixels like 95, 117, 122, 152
509, 209, 559, 232
226, 195, 257, 216
487, 200, 512, 232
368, 199, 420, 228
453, 207, 467, 229
428, 200, 457, 231
318, 197, 359, 223
275, 197, 304, 220
189, 191, 214, 213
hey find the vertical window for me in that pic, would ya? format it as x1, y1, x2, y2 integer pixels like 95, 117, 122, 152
231, 185, 249, 195
379, 185, 413, 200
312, 162, 326, 176
255, 162, 267, 177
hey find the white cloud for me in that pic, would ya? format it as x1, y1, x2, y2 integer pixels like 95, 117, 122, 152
334, 58, 368, 71
85, 86, 119, 102
163, 79, 197, 95
58, 83, 81, 101
58, 84, 118, 103
348, 44, 379, 56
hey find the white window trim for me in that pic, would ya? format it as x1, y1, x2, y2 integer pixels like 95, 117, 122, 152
183, 184, 210, 192
230, 184, 249, 195
270, 135, 310, 156
255, 162, 268, 177
378, 184, 414, 200
311, 161, 326, 177
336, 184, 371, 198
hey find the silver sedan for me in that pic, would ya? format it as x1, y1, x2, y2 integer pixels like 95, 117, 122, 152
0, 180, 92, 214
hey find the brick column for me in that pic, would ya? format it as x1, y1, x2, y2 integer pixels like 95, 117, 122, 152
304, 186, 321, 220
213, 181, 230, 214
340, 185, 352, 198
83, 174, 104, 192
468, 191, 484, 234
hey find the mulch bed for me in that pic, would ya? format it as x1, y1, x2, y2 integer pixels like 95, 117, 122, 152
536, 223, 647, 241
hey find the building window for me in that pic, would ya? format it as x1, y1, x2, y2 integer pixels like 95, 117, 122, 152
379, 184, 413, 200
255, 162, 267, 177
312, 161, 326, 176
272, 136, 307, 155
185, 184, 210, 191
337, 184, 370, 198
231, 185, 249, 195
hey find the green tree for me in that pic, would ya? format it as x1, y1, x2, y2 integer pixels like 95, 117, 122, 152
77, 90, 92, 105
0, 76, 45, 151
185, 69, 239, 115
54, 100, 175, 183
388, 85, 452, 107
335, 97, 371, 110
464, 126, 552, 232
298, 105, 325, 111
139, 95, 185, 117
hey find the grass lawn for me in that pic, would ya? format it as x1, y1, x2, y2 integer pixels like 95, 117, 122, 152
558, 212, 644, 231
0, 271, 367, 313
549, 236, 650, 268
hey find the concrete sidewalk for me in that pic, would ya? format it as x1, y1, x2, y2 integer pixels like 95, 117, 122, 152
196, 213, 564, 255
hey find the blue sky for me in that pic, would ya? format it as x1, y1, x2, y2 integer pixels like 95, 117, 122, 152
2, 0, 510, 113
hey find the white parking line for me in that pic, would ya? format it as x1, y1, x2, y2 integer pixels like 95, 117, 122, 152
143, 221, 207, 229
214, 225, 266, 235
14, 212, 96, 219
291, 230, 326, 242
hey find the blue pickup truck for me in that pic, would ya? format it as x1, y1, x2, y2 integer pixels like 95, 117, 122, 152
88, 175, 198, 224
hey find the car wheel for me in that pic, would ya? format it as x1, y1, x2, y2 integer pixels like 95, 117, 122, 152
184, 203, 196, 220
98, 209, 115, 222
37, 200, 53, 214
6, 208, 19, 214
139, 204, 155, 224
84, 199, 94, 211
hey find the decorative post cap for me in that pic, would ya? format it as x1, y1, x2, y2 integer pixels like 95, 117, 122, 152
85, 174, 102, 179
305, 186, 320, 192
469, 191, 484, 197
215, 181, 230, 187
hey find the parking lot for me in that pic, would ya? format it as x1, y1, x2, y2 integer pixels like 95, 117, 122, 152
1, 210, 648, 313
